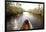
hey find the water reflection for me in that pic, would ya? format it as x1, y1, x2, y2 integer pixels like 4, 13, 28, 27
23, 12, 34, 20
7, 12, 43, 30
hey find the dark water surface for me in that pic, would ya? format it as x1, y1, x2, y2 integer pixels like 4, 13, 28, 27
6, 12, 44, 32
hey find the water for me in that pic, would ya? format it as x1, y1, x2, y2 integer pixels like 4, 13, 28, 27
7, 12, 43, 31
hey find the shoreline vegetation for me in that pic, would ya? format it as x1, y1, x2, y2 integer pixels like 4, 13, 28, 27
6, 2, 44, 31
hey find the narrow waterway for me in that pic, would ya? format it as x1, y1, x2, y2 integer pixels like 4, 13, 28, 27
7, 12, 43, 31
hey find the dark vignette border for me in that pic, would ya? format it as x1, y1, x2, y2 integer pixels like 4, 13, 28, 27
5, 1, 45, 31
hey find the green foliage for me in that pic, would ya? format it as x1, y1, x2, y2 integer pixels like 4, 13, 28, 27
6, 4, 24, 15
6, 2, 43, 16
28, 8, 43, 16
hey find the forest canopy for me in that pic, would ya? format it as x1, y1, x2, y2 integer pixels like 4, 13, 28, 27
6, 2, 43, 16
